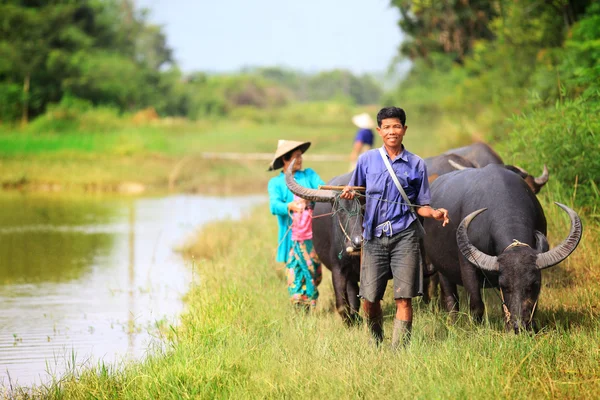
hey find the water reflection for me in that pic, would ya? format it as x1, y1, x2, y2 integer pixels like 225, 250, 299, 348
0, 193, 116, 284
0, 192, 266, 388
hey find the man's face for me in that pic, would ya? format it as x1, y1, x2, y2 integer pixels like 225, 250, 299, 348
282, 149, 303, 172
377, 117, 407, 148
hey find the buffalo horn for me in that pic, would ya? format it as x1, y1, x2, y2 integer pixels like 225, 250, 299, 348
536, 202, 582, 270
285, 159, 336, 203
534, 164, 549, 187
513, 165, 528, 175
448, 159, 469, 170
456, 208, 500, 272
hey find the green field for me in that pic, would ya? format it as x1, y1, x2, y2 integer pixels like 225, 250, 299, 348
0, 107, 453, 195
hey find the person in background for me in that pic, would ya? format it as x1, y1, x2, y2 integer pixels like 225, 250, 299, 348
349, 112, 375, 171
268, 140, 325, 310
341, 107, 449, 349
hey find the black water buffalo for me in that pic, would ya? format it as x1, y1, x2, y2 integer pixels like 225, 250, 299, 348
444, 142, 503, 167
285, 163, 363, 324
419, 154, 477, 301
424, 154, 476, 183
445, 142, 549, 194
423, 165, 582, 332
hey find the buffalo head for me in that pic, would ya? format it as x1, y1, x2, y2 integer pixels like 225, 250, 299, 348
449, 159, 549, 194
456, 203, 582, 333
504, 164, 549, 194
285, 159, 363, 255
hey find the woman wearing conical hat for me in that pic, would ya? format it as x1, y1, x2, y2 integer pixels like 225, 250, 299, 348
268, 140, 325, 310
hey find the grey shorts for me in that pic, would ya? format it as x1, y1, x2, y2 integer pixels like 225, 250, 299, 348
359, 220, 424, 302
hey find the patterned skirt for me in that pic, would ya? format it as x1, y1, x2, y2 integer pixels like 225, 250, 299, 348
286, 240, 322, 307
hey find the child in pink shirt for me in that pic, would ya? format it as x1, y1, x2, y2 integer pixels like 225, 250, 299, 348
287, 196, 321, 309
291, 196, 313, 241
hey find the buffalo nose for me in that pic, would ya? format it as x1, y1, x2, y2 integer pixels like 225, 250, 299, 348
352, 236, 363, 249
508, 321, 526, 334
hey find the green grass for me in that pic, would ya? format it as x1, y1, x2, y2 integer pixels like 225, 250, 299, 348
0, 120, 345, 194
15, 199, 599, 399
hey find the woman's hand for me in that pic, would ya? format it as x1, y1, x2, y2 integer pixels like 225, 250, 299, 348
288, 201, 305, 213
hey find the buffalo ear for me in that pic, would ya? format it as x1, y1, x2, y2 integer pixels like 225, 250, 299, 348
534, 230, 549, 253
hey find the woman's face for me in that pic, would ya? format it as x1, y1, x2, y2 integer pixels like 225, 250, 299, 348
282, 149, 303, 172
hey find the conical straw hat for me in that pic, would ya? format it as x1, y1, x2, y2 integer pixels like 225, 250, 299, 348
352, 112, 375, 129
268, 140, 311, 171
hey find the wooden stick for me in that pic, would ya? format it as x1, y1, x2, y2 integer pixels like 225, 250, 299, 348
318, 185, 366, 191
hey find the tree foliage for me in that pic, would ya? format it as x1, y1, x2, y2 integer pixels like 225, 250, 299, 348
0, 1, 383, 123
387, 0, 599, 209
0, 0, 174, 122
393, 0, 498, 63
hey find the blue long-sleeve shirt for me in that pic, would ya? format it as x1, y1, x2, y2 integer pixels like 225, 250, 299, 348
349, 146, 431, 241
268, 168, 325, 262
354, 128, 374, 146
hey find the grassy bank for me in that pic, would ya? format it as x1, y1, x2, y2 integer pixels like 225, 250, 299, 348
22, 196, 599, 399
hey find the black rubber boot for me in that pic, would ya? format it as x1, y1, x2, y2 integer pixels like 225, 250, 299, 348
391, 319, 412, 350
367, 313, 384, 346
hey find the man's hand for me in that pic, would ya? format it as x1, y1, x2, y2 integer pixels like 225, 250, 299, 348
432, 208, 450, 227
340, 186, 355, 200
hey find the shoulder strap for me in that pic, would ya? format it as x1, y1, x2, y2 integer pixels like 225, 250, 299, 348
378, 147, 416, 215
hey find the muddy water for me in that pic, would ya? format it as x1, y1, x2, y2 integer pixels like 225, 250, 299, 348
0, 192, 265, 388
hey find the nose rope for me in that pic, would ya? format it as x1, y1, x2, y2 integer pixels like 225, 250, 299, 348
471, 257, 512, 324
529, 299, 538, 326
338, 218, 353, 245
311, 211, 335, 219
499, 288, 512, 324
504, 239, 531, 252
331, 194, 364, 260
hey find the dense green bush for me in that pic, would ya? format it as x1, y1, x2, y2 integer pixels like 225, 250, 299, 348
23, 96, 122, 134
0, 82, 21, 122
558, 3, 600, 97
501, 97, 600, 212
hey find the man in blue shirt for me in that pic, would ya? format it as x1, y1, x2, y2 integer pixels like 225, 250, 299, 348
341, 107, 449, 348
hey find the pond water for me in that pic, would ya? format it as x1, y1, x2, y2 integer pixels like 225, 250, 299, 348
0, 192, 266, 388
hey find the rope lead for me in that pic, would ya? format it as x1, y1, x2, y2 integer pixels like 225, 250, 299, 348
332, 193, 363, 259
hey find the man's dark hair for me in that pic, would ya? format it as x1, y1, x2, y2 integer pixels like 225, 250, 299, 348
377, 107, 406, 127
